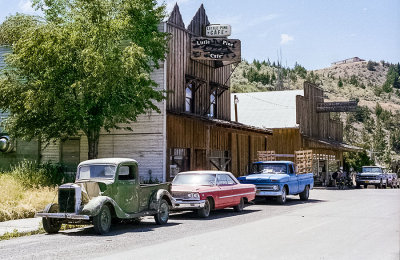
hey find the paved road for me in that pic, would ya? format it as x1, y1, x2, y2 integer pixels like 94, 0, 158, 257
0, 188, 399, 260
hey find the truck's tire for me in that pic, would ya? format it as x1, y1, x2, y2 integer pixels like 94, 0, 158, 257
42, 204, 62, 234
277, 187, 287, 205
93, 204, 112, 234
154, 199, 169, 225
364, 184, 368, 189
197, 198, 211, 218
233, 197, 244, 212
299, 185, 310, 201
356, 183, 361, 189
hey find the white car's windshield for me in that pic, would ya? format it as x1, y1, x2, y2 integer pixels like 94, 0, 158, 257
362, 167, 383, 174
252, 164, 287, 174
77, 164, 116, 180
173, 174, 216, 186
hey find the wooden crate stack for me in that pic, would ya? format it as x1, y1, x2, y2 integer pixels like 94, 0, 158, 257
257, 151, 276, 161
295, 150, 313, 174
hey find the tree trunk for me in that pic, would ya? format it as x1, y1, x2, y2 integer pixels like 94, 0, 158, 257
87, 128, 100, 160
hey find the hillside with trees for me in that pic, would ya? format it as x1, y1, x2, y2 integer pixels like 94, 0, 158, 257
231, 59, 400, 171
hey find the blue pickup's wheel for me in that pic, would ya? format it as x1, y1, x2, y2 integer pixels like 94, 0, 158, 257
277, 188, 287, 205
93, 204, 112, 234
299, 185, 309, 201
154, 199, 169, 225
42, 203, 62, 234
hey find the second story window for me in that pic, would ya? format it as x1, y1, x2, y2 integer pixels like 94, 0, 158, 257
185, 83, 194, 113
209, 90, 216, 117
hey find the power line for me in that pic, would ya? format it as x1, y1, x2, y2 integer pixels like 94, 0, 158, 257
238, 92, 296, 109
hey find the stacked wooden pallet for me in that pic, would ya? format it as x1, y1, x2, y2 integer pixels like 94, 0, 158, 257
257, 150, 276, 161
295, 150, 313, 174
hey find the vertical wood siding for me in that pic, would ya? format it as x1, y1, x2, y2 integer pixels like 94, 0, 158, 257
166, 6, 231, 120
296, 82, 343, 142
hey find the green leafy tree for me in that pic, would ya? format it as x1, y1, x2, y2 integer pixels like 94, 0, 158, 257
382, 63, 400, 92
0, 13, 42, 45
293, 62, 307, 79
0, 0, 168, 159
343, 151, 373, 172
372, 120, 387, 162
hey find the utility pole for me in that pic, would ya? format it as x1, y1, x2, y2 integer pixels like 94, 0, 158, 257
234, 95, 239, 122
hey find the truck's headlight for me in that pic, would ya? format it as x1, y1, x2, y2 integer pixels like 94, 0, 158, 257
273, 185, 279, 191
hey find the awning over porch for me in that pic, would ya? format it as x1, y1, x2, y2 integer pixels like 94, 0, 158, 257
167, 110, 273, 135
302, 135, 363, 152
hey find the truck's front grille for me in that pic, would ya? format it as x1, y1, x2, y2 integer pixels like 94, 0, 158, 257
58, 188, 76, 213
256, 185, 275, 191
172, 191, 189, 199
359, 175, 378, 180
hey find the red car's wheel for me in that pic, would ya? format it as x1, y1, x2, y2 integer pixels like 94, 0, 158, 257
233, 197, 244, 212
197, 198, 211, 218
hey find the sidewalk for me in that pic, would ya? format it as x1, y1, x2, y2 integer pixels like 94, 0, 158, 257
0, 218, 42, 236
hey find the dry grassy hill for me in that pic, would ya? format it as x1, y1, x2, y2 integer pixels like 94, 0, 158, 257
313, 61, 400, 113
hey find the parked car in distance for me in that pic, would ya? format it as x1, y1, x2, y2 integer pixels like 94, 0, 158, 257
171, 171, 256, 218
36, 158, 174, 234
237, 161, 314, 204
356, 166, 388, 189
387, 173, 399, 188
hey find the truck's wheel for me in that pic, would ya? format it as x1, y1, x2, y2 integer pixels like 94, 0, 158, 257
299, 185, 309, 201
93, 204, 112, 234
233, 197, 244, 212
197, 198, 211, 218
42, 203, 62, 234
277, 188, 287, 205
364, 184, 368, 189
154, 199, 169, 225
356, 183, 361, 189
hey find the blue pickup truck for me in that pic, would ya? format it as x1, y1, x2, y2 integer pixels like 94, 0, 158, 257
237, 161, 314, 204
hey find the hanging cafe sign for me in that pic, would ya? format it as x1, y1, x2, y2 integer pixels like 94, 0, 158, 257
190, 37, 241, 62
205, 24, 231, 38
316, 101, 358, 113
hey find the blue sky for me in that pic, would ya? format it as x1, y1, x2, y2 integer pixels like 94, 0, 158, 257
1, 0, 399, 70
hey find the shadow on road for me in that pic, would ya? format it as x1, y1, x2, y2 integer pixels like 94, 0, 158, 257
170, 207, 261, 221
253, 197, 326, 207
56, 221, 182, 237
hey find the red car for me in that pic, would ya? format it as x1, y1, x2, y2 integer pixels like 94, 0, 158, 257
171, 171, 256, 218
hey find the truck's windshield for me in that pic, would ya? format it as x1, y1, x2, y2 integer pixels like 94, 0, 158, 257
252, 164, 287, 174
362, 167, 383, 174
172, 174, 216, 186
77, 164, 116, 180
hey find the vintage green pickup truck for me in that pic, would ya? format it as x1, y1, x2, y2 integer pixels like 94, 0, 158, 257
36, 158, 174, 234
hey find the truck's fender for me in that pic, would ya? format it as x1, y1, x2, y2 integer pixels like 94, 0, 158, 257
149, 189, 175, 211
80, 196, 127, 218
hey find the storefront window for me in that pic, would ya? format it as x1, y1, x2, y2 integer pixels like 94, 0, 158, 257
185, 84, 194, 113
210, 90, 217, 117
170, 148, 190, 178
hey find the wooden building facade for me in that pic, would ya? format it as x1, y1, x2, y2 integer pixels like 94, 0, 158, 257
268, 82, 361, 185
232, 82, 360, 185
164, 4, 271, 180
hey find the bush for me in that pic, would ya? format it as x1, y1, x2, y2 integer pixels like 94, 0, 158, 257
338, 78, 343, 88
9, 161, 75, 188
367, 60, 376, 71
0, 174, 56, 222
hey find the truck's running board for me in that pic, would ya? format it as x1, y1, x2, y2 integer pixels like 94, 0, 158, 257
35, 212, 90, 220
